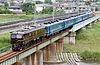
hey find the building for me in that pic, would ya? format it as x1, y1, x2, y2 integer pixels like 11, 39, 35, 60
7, 6, 25, 14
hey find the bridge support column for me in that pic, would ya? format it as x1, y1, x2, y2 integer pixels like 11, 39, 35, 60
39, 50, 43, 65
88, 23, 92, 28
62, 35, 70, 44
34, 50, 43, 65
69, 32, 76, 44
56, 39, 63, 52
43, 43, 57, 62
19, 56, 31, 65
51, 43, 57, 61
93, 20, 97, 24
56, 41, 59, 52
82, 26, 86, 30
58, 39, 63, 52
43, 46, 49, 61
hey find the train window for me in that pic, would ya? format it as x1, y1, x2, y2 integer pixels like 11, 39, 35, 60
50, 24, 62, 31
24, 35, 27, 39
11, 34, 16, 38
17, 35, 22, 38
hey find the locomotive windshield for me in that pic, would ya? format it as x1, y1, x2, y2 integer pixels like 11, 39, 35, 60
17, 35, 22, 38
11, 34, 16, 38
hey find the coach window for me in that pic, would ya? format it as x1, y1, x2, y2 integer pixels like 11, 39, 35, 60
17, 35, 22, 38
11, 34, 16, 38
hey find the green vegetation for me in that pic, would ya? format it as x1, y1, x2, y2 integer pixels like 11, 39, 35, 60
4, 2, 9, 8
85, 1, 91, 5
80, 50, 100, 60
36, 1, 43, 4
20, 3, 35, 15
0, 9, 12, 14
0, 33, 11, 48
40, 7, 53, 14
55, 10, 65, 15
63, 21, 100, 60
45, 0, 52, 4
0, 14, 51, 23
95, 7, 99, 11
0, 14, 33, 23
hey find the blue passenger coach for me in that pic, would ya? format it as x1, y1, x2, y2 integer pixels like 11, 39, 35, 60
45, 21, 64, 36
45, 12, 94, 36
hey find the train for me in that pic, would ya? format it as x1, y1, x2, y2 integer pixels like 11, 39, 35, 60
11, 12, 95, 51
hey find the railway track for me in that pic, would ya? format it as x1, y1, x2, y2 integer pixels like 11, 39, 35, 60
0, 12, 82, 27
0, 27, 70, 64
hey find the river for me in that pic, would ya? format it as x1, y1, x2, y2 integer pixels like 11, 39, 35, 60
60, 61, 100, 65
78, 61, 100, 65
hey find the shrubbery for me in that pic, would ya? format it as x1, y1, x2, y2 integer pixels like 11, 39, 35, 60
95, 7, 99, 11
0, 9, 12, 14
80, 50, 100, 60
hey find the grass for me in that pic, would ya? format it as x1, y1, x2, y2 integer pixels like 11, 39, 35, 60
0, 14, 51, 24
63, 21, 100, 53
0, 33, 11, 48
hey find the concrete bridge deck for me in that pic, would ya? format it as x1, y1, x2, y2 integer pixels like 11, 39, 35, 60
0, 15, 100, 65
70, 15, 100, 32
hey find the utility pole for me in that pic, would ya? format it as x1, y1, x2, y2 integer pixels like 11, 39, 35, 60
53, 3, 55, 21
34, 0, 37, 26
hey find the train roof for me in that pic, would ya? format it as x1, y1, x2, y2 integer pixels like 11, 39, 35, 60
11, 25, 45, 35
44, 12, 92, 27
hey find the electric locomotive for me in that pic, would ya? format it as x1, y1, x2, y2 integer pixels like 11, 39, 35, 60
11, 26, 45, 51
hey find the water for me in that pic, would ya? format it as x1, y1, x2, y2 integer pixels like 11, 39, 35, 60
60, 61, 100, 65
78, 61, 100, 65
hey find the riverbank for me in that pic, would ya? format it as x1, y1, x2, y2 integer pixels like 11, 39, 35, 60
63, 20, 100, 60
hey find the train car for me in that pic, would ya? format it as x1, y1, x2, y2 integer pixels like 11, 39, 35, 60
11, 26, 45, 51
45, 21, 64, 36
64, 18, 75, 29
45, 12, 94, 37
89, 12, 93, 18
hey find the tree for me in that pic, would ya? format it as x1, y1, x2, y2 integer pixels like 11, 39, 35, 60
36, 1, 43, 4
45, 0, 52, 4
21, 3, 35, 14
85, 1, 91, 5
95, 7, 99, 11
4, 2, 9, 8
41, 7, 53, 14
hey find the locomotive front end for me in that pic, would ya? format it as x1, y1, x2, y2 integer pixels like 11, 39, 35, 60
11, 32, 24, 51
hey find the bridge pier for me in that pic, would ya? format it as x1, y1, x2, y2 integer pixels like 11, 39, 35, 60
58, 39, 63, 52
87, 23, 92, 28
34, 50, 43, 65
82, 26, 86, 30
93, 20, 97, 24
62, 35, 70, 44
69, 32, 76, 44
43, 43, 57, 62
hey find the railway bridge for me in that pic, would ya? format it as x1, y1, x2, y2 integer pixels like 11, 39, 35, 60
0, 14, 100, 65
